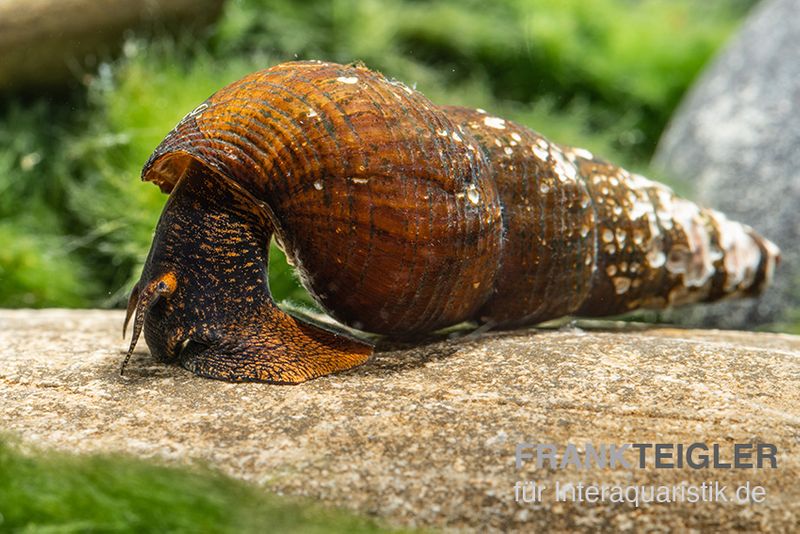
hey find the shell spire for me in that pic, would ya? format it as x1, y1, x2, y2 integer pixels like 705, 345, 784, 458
444, 105, 780, 323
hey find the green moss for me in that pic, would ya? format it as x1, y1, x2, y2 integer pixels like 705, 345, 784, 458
0, 221, 90, 307
0, 102, 94, 307
0, 438, 395, 533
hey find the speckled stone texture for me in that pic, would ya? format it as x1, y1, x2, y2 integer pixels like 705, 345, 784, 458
1, 309, 798, 532
654, 0, 800, 329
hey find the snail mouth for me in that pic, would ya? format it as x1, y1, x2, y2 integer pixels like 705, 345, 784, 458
161, 334, 191, 363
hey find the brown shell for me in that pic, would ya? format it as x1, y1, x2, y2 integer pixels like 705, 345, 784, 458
142, 60, 780, 335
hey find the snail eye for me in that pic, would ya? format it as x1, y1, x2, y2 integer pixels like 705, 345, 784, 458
154, 272, 178, 296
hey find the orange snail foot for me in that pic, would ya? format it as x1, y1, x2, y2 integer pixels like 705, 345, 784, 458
176, 302, 373, 384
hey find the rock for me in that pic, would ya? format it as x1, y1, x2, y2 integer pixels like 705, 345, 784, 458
0, 0, 225, 90
653, 0, 800, 330
0, 309, 798, 531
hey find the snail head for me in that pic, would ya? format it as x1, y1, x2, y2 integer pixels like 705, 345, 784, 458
120, 168, 371, 382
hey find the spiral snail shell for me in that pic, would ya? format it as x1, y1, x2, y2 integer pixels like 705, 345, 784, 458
122, 60, 780, 384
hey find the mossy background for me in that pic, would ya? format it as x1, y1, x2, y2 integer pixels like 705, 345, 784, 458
0, 437, 391, 533
0, 0, 757, 312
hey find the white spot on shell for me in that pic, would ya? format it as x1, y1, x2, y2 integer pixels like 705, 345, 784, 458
629, 199, 650, 221
572, 147, 593, 159
467, 185, 480, 205
189, 103, 209, 118
654, 188, 675, 230
351, 177, 369, 184
504, 146, 513, 155
483, 116, 506, 129
532, 145, 548, 160
647, 249, 666, 268
613, 277, 631, 294
511, 132, 522, 142
539, 182, 550, 194
476, 108, 487, 114
606, 265, 618, 277
313, 180, 324, 190
602, 228, 614, 243
337, 76, 359, 84
306, 108, 318, 117
666, 246, 690, 274
550, 150, 577, 182
452, 132, 462, 142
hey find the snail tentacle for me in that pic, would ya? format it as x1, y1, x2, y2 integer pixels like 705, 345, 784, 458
120, 272, 175, 376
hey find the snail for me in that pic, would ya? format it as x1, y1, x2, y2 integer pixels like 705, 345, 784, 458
122, 60, 780, 384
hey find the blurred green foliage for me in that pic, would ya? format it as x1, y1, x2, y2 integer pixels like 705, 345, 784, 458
0, 102, 94, 306
0, 0, 754, 308
0, 437, 393, 532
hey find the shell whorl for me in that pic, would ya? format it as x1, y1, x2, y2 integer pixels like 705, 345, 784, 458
142, 60, 779, 334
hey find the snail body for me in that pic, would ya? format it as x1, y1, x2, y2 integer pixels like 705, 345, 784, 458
123, 61, 780, 383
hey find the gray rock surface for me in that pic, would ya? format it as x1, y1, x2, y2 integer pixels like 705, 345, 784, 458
1, 309, 799, 531
654, 0, 800, 330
